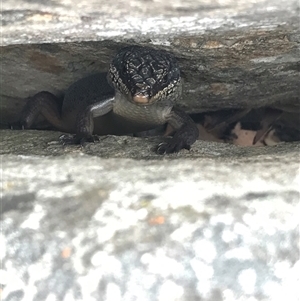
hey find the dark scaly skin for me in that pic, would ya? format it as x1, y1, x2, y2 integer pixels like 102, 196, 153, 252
17, 73, 115, 134
16, 46, 199, 153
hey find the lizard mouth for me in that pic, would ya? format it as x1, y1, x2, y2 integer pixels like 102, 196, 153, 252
132, 94, 150, 104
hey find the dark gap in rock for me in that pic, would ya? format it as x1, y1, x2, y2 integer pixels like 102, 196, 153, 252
3, 105, 299, 147
190, 107, 300, 146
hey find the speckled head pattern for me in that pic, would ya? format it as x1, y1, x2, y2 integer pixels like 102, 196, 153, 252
108, 46, 182, 105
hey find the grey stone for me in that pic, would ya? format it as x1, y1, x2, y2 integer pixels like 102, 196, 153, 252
1, 129, 300, 301
1, 0, 299, 300
1, 0, 299, 125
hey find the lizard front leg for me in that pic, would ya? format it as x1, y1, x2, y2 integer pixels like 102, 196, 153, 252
157, 108, 199, 154
62, 96, 115, 145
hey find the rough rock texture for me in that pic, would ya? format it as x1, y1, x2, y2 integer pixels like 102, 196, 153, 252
1, 130, 300, 301
1, 0, 299, 125
0, 129, 299, 159
1, 0, 300, 300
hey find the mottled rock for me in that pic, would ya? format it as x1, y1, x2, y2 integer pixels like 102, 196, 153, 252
1, 129, 300, 301
1, 0, 299, 125
1, 0, 299, 300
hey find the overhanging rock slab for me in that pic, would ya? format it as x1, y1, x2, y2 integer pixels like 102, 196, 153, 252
1, 0, 299, 124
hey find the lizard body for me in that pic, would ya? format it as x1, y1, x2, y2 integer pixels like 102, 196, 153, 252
18, 46, 199, 153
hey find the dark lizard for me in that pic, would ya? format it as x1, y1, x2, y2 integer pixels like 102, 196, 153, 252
17, 46, 199, 154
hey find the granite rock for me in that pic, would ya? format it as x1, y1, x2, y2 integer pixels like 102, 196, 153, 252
1, 0, 299, 300
1, 129, 300, 301
1, 0, 299, 125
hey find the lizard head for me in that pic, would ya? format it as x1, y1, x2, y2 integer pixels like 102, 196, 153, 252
108, 46, 182, 105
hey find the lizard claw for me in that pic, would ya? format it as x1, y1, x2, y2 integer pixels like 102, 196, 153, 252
156, 142, 168, 155
156, 139, 191, 154
59, 133, 99, 146
59, 134, 75, 145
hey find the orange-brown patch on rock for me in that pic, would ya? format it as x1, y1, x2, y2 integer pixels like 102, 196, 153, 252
231, 122, 262, 146
29, 50, 64, 74
197, 124, 224, 143
61, 247, 72, 259
231, 122, 281, 146
27, 12, 55, 22
148, 216, 165, 225
209, 83, 230, 96
202, 40, 224, 49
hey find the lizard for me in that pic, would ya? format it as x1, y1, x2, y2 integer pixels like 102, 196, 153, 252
17, 45, 199, 154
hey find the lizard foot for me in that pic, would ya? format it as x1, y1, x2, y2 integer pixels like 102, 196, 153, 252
59, 133, 99, 146
156, 138, 191, 154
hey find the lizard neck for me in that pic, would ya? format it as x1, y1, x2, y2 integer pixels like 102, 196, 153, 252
113, 92, 173, 126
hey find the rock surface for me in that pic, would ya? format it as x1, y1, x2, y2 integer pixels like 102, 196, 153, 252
1, 129, 300, 301
1, 0, 299, 125
1, 0, 300, 300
